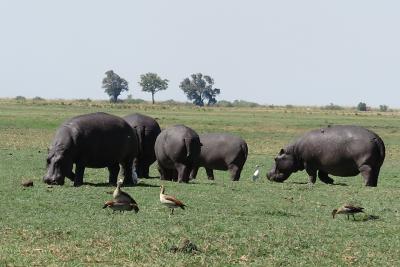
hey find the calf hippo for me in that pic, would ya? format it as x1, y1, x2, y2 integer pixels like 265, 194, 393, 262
189, 133, 248, 181
123, 113, 161, 178
43, 112, 139, 186
267, 125, 385, 187
155, 125, 202, 183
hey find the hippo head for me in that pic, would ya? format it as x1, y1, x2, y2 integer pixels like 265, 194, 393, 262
43, 147, 73, 185
267, 148, 297, 182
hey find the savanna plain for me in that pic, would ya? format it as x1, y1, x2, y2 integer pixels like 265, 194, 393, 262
0, 99, 399, 266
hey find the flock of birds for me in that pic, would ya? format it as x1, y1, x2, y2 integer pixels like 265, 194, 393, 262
101, 165, 365, 220
103, 179, 186, 215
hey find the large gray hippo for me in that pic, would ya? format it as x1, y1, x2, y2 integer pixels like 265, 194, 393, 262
123, 113, 161, 178
189, 133, 248, 181
155, 125, 202, 183
43, 112, 139, 186
267, 125, 385, 187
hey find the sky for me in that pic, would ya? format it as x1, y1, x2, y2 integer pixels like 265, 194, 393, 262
0, 1, 399, 107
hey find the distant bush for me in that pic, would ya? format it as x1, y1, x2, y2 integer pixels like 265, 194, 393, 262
232, 100, 260, 107
124, 98, 146, 104
322, 103, 343, 110
216, 100, 233, 107
379, 105, 388, 112
285, 104, 294, 109
357, 102, 367, 111
76, 98, 92, 102
15, 96, 26, 101
33, 96, 45, 101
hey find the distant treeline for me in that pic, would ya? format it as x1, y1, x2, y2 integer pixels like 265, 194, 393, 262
9, 96, 393, 112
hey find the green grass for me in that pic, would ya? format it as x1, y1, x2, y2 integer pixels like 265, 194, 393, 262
1, 99, 400, 266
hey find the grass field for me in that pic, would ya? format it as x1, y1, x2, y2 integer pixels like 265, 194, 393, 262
1, 99, 399, 266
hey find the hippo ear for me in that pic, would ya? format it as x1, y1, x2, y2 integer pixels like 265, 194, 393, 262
279, 148, 285, 155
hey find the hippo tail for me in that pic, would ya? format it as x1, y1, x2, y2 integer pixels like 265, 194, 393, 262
373, 136, 386, 163
241, 142, 248, 160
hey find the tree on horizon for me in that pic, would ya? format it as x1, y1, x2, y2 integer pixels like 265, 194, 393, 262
102, 70, 129, 103
179, 73, 220, 106
138, 73, 169, 104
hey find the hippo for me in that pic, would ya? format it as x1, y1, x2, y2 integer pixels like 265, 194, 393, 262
189, 133, 248, 181
267, 125, 385, 187
123, 113, 161, 178
43, 112, 139, 186
155, 125, 202, 183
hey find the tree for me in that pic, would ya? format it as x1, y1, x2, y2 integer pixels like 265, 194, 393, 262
379, 105, 388, 112
138, 73, 169, 104
357, 102, 367, 111
179, 73, 221, 106
102, 70, 129, 103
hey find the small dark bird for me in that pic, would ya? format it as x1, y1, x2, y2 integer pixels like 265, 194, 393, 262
160, 185, 186, 215
103, 200, 139, 213
332, 205, 364, 220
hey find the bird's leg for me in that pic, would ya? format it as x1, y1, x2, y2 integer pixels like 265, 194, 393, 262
347, 215, 350, 220
353, 214, 356, 221
170, 209, 174, 215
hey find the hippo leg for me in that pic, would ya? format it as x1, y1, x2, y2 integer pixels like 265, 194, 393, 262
228, 165, 241, 181
359, 165, 378, 187
141, 162, 150, 178
189, 166, 199, 180
318, 170, 334, 184
176, 163, 190, 183
305, 167, 317, 184
158, 164, 172, 181
122, 158, 136, 185
135, 160, 146, 178
172, 169, 179, 182
205, 168, 215, 180
108, 164, 120, 185
74, 164, 85, 187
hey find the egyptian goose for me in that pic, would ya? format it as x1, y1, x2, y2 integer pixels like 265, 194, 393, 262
332, 205, 364, 220
252, 165, 260, 181
160, 185, 186, 215
103, 200, 139, 213
113, 179, 136, 203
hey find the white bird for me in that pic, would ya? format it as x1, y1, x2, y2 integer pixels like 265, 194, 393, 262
252, 165, 260, 181
159, 185, 186, 215
113, 179, 137, 204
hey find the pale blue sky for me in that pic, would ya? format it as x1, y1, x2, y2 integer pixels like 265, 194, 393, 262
0, 1, 399, 107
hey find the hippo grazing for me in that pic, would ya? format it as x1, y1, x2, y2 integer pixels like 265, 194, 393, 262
123, 113, 161, 178
189, 133, 248, 181
155, 125, 202, 183
267, 125, 385, 187
43, 112, 139, 186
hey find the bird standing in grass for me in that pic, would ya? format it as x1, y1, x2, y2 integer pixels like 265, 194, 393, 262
252, 165, 260, 181
103, 200, 139, 213
160, 185, 186, 215
113, 179, 136, 203
332, 205, 364, 220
